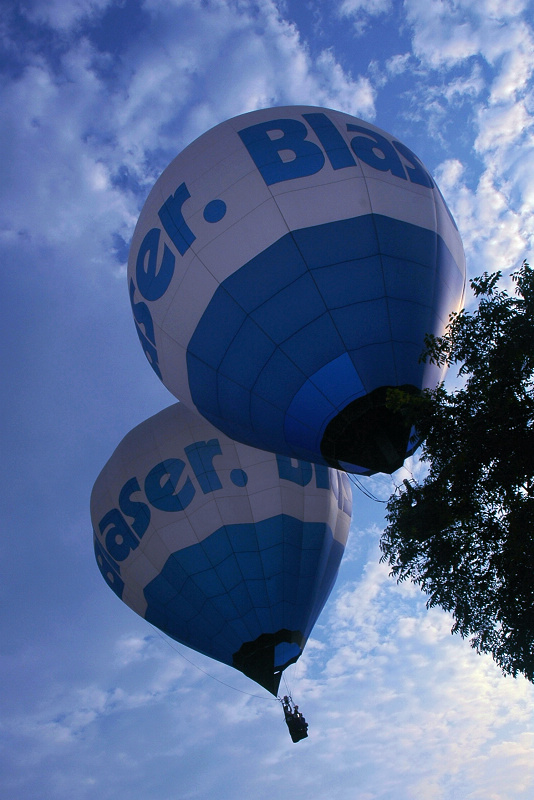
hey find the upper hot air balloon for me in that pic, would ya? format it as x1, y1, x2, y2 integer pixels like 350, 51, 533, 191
128, 106, 465, 475
91, 403, 352, 695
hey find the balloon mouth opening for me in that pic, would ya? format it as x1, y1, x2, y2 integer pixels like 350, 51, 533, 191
320, 385, 420, 475
232, 629, 304, 695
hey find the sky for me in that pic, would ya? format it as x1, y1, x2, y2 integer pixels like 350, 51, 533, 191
1, 0, 534, 798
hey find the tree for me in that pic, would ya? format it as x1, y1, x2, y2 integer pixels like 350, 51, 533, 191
380, 260, 534, 681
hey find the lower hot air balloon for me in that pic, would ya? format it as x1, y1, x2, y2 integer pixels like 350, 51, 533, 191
91, 403, 352, 696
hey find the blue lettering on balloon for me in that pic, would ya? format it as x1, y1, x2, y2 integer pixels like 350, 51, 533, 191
230, 469, 248, 487
347, 124, 407, 180
134, 321, 163, 380
392, 140, 434, 188
119, 477, 151, 538
158, 182, 196, 257
129, 279, 156, 343
314, 463, 331, 490
99, 508, 140, 562
238, 114, 435, 191
203, 199, 227, 223
276, 455, 313, 486
184, 439, 223, 494
129, 279, 162, 380
136, 227, 176, 301
94, 536, 124, 598
303, 112, 356, 171
97, 441, 339, 570
144, 458, 196, 512
238, 118, 325, 186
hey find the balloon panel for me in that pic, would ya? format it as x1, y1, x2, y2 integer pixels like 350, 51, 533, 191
91, 403, 352, 694
128, 106, 466, 474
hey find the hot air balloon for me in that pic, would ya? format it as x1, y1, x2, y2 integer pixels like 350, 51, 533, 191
128, 105, 465, 475
91, 403, 352, 695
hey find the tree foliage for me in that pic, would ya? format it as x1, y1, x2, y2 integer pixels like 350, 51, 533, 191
380, 260, 534, 681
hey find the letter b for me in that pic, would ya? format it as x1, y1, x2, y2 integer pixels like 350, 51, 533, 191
238, 118, 325, 185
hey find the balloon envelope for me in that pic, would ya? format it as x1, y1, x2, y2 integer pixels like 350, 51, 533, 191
128, 106, 465, 474
91, 403, 352, 694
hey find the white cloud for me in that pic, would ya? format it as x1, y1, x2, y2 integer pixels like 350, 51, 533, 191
402, 0, 534, 279
112, 0, 375, 158
443, 63, 485, 102
315, 49, 376, 118
22, 0, 114, 32
489, 40, 534, 104
435, 159, 528, 276
385, 52, 413, 76
340, 0, 392, 13
404, 0, 481, 68
404, 0, 533, 69
338, 0, 394, 35
3, 0, 374, 270
114, 633, 155, 665
475, 102, 532, 156
511, 150, 534, 211
9, 685, 132, 749
0, 49, 135, 270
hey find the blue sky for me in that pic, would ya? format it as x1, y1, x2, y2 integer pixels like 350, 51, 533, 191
1, 1, 533, 798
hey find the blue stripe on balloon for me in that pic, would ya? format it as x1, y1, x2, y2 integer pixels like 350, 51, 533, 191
143, 515, 343, 669
222, 233, 308, 312
279, 312, 346, 375
284, 353, 366, 454
186, 214, 462, 465
251, 271, 328, 345
292, 212, 379, 267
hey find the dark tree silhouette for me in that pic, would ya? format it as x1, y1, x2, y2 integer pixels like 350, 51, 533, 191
380, 260, 534, 681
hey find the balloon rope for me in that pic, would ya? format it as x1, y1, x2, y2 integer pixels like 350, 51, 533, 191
348, 474, 388, 503
282, 670, 292, 699
148, 624, 275, 702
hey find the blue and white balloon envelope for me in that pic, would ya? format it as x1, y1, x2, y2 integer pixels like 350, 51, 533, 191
128, 106, 466, 475
91, 403, 352, 695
